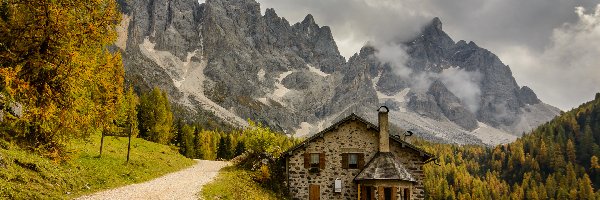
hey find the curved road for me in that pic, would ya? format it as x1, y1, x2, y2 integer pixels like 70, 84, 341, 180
76, 160, 228, 200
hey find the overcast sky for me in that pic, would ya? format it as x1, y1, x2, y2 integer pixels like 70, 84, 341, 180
256, 0, 600, 111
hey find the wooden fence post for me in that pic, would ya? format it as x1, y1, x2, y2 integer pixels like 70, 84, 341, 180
127, 125, 131, 163
99, 132, 105, 157
99, 125, 132, 162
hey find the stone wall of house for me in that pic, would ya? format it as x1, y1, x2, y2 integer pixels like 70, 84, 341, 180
286, 118, 428, 200
390, 143, 427, 199
287, 119, 379, 200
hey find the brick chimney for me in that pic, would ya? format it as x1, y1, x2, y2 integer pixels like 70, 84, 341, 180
378, 106, 390, 152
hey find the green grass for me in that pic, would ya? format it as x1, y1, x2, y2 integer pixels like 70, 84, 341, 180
202, 166, 283, 200
0, 135, 195, 199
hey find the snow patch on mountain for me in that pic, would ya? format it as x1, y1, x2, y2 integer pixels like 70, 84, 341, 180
307, 64, 329, 77
257, 68, 266, 82
138, 37, 247, 127
273, 71, 293, 99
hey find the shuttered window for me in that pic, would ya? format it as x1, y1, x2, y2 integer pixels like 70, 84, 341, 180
310, 153, 320, 168
349, 154, 358, 168
319, 153, 325, 169
358, 153, 365, 169
304, 152, 326, 169
342, 153, 365, 169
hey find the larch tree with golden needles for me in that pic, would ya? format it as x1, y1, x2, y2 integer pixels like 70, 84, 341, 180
0, 0, 124, 157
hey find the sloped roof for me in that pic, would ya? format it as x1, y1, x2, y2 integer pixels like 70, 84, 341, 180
281, 113, 434, 160
354, 152, 416, 182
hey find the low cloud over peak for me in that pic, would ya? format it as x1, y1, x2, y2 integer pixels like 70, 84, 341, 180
258, 0, 600, 110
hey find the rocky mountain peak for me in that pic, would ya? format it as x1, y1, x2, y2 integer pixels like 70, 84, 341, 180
264, 8, 278, 19
518, 86, 541, 105
120, 0, 561, 146
398, 17, 559, 137
467, 41, 478, 47
302, 14, 316, 25
413, 17, 455, 50
205, 0, 262, 18
431, 17, 443, 30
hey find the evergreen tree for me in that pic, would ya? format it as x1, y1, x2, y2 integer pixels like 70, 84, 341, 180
566, 139, 576, 164
193, 128, 204, 159
234, 141, 246, 157
137, 87, 174, 144
179, 124, 195, 158
579, 124, 595, 165
173, 119, 184, 150
579, 174, 595, 200
217, 133, 232, 159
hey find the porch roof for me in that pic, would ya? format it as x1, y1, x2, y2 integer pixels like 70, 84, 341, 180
354, 152, 416, 182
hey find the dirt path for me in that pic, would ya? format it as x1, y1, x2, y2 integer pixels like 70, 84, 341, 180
76, 160, 228, 200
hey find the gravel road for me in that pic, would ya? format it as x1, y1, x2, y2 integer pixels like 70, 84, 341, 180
76, 160, 229, 200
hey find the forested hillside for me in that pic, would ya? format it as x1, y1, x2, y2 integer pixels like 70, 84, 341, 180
422, 93, 600, 199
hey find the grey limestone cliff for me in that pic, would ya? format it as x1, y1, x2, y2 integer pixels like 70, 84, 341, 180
119, 0, 560, 145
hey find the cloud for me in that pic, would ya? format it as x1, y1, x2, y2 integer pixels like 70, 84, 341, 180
372, 42, 412, 79
257, 0, 600, 110
258, 0, 597, 57
439, 68, 483, 113
500, 5, 600, 110
406, 69, 483, 113
257, 0, 431, 59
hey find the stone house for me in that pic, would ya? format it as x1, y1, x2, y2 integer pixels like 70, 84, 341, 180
282, 107, 435, 200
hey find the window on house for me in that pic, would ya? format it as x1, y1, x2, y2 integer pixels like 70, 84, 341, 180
310, 153, 320, 168
342, 153, 364, 169
348, 153, 358, 169
304, 152, 325, 170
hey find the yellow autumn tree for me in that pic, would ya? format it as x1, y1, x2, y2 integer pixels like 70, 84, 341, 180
0, 0, 123, 157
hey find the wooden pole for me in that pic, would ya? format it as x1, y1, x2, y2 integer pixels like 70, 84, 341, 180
357, 184, 361, 200
99, 133, 104, 157
127, 126, 131, 163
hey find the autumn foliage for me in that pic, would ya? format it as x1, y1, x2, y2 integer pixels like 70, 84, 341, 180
421, 93, 600, 199
0, 0, 125, 157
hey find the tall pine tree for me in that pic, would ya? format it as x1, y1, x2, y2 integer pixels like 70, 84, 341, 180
137, 87, 174, 144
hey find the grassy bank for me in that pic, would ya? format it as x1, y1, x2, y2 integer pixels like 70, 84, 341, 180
202, 166, 283, 200
0, 135, 195, 199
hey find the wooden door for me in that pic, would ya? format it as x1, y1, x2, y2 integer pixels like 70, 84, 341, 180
360, 185, 376, 200
309, 184, 320, 200
384, 187, 393, 200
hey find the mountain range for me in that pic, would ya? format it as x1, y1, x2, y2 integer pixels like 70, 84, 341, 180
116, 0, 561, 145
